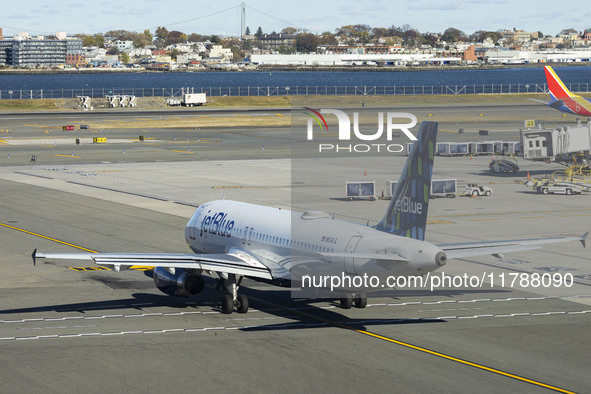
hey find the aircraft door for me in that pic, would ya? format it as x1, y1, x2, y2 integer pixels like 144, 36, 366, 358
344, 235, 362, 275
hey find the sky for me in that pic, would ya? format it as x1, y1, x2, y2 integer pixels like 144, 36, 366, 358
2, 0, 589, 38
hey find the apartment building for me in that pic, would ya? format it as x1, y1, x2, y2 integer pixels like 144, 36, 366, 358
0, 32, 83, 67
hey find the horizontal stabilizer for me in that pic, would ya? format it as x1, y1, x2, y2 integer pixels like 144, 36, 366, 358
548, 100, 565, 109
444, 245, 541, 260
439, 233, 587, 260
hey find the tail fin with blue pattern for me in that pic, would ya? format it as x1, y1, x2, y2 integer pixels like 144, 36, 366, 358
375, 121, 437, 241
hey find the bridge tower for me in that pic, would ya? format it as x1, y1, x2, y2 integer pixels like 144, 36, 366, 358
241, 2, 246, 37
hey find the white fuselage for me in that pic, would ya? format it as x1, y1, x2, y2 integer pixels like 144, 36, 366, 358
184, 200, 444, 288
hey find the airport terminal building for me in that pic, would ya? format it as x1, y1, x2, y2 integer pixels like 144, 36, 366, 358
0, 31, 83, 68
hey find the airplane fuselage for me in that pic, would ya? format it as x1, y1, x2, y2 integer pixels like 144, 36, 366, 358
547, 96, 591, 117
185, 200, 445, 290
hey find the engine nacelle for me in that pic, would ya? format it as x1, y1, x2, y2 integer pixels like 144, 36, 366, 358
153, 267, 205, 298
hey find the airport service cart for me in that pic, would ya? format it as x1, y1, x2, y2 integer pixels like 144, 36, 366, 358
431, 179, 457, 198
346, 181, 376, 201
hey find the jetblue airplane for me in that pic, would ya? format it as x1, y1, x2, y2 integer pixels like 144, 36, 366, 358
543, 65, 591, 116
34, 122, 587, 314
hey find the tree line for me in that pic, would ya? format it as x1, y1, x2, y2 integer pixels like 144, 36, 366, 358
77, 24, 582, 56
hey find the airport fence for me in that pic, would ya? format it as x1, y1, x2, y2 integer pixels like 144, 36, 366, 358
1, 83, 590, 99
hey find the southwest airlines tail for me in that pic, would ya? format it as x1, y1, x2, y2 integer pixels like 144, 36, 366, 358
545, 65, 578, 101
375, 121, 437, 241
543, 66, 591, 116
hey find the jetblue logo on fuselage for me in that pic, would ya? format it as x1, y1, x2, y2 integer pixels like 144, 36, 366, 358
200, 210, 235, 237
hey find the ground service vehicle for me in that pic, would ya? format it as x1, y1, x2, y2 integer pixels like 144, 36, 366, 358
166, 93, 207, 107
535, 180, 582, 195
464, 184, 493, 197
489, 158, 519, 173
182, 93, 206, 106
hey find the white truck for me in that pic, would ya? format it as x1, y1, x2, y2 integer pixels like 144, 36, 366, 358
166, 93, 207, 107
182, 93, 206, 106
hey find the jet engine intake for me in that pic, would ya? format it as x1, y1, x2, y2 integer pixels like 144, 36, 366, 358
153, 267, 205, 297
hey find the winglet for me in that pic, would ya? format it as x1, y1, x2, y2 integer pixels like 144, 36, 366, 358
580, 232, 588, 248
32, 249, 37, 266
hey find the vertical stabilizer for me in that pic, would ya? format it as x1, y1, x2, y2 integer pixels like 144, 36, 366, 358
375, 121, 437, 241
545, 66, 579, 100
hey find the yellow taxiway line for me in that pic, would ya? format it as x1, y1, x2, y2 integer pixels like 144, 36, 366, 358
0, 222, 97, 253
251, 298, 575, 394
0, 222, 151, 271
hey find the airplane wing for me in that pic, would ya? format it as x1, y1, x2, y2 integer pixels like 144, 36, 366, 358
33, 250, 273, 280
438, 233, 587, 260
318, 252, 408, 262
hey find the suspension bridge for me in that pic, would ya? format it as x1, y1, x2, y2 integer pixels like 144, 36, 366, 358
150, 2, 304, 37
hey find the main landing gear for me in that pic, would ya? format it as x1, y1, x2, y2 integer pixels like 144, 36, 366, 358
217, 274, 249, 314
339, 294, 367, 309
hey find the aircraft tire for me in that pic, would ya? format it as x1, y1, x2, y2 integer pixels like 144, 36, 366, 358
237, 294, 249, 314
354, 296, 368, 309
221, 294, 234, 314
340, 296, 353, 309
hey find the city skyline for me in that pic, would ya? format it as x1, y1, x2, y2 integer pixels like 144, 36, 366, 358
2, 0, 589, 38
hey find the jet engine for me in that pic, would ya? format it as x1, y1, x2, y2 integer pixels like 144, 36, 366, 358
153, 267, 205, 297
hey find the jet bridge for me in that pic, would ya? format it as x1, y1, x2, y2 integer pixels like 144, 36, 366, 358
521, 121, 591, 161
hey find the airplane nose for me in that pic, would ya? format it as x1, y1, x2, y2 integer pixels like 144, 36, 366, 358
435, 251, 447, 266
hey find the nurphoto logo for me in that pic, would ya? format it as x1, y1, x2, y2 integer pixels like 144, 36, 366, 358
302, 107, 418, 153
